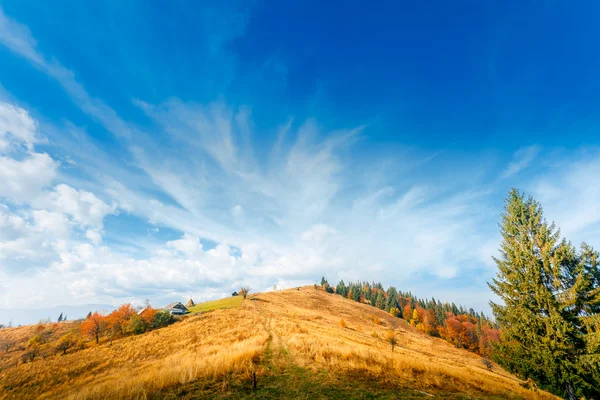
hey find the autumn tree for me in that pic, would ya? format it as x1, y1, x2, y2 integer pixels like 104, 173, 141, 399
55, 332, 76, 355
24, 334, 43, 362
478, 323, 500, 358
489, 189, 600, 399
410, 308, 420, 327
107, 304, 136, 336
385, 330, 397, 351
402, 304, 412, 321
81, 312, 106, 344
140, 306, 157, 326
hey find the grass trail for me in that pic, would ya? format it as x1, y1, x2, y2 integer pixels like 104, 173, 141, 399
157, 297, 440, 399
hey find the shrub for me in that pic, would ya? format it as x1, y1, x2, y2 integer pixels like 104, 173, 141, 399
127, 314, 147, 335
339, 319, 347, 328
385, 330, 397, 351
0, 339, 15, 353
153, 310, 175, 328
372, 315, 380, 325
482, 358, 493, 371
55, 333, 76, 355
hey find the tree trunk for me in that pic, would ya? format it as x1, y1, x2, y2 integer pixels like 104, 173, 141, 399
566, 381, 575, 400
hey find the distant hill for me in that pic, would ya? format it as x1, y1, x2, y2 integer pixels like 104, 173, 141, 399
0, 304, 115, 326
0, 288, 557, 399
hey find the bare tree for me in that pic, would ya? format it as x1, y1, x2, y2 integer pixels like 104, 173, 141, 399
239, 287, 252, 299
482, 358, 493, 371
1, 340, 15, 353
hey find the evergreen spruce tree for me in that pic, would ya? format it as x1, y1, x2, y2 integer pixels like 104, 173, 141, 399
489, 189, 600, 399
352, 285, 361, 302
375, 291, 385, 309
386, 287, 399, 311
336, 280, 347, 297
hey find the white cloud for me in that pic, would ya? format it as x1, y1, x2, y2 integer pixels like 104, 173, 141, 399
0, 151, 57, 203
232, 204, 243, 217
0, 102, 40, 151
85, 230, 103, 245
530, 151, 600, 242
502, 145, 540, 178
32, 210, 71, 238
166, 233, 204, 257
41, 184, 114, 228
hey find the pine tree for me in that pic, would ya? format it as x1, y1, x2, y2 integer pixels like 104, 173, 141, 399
375, 291, 385, 309
57, 312, 63, 322
489, 189, 600, 399
386, 287, 399, 311
336, 280, 347, 297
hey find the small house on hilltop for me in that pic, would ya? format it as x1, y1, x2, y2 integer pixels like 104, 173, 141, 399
186, 298, 195, 308
231, 291, 239, 297
164, 302, 188, 315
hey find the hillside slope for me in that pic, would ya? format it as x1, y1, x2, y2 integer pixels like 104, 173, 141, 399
0, 288, 557, 399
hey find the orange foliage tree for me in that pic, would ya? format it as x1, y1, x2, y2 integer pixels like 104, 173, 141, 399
107, 304, 136, 336
139, 306, 157, 326
478, 323, 500, 357
441, 313, 479, 352
81, 312, 106, 344
402, 304, 412, 320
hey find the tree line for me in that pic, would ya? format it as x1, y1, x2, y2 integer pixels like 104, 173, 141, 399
18, 304, 175, 363
323, 188, 600, 399
319, 277, 500, 358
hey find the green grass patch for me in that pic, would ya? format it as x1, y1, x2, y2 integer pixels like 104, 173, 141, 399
187, 295, 243, 313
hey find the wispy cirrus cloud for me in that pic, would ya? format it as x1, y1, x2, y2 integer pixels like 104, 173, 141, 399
501, 145, 540, 178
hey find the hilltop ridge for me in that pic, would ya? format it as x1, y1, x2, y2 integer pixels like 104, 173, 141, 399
0, 287, 557, 399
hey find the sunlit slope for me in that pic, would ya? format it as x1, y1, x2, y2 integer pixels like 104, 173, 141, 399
0, 288, 557, 399
187, 295, 243, 313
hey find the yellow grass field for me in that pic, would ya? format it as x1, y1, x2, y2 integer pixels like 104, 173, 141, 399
0, 288, 558, 399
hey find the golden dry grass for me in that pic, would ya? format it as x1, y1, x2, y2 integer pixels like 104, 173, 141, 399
0, 288, 559, 399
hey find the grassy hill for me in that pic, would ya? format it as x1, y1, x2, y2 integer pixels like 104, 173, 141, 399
187, 295, 243, 313
0, 287, 557, 399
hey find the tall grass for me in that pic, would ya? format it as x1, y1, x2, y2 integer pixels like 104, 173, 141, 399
0, 288, 558, 400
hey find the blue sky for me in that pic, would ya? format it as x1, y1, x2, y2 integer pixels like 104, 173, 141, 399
1, 1, 599, 318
